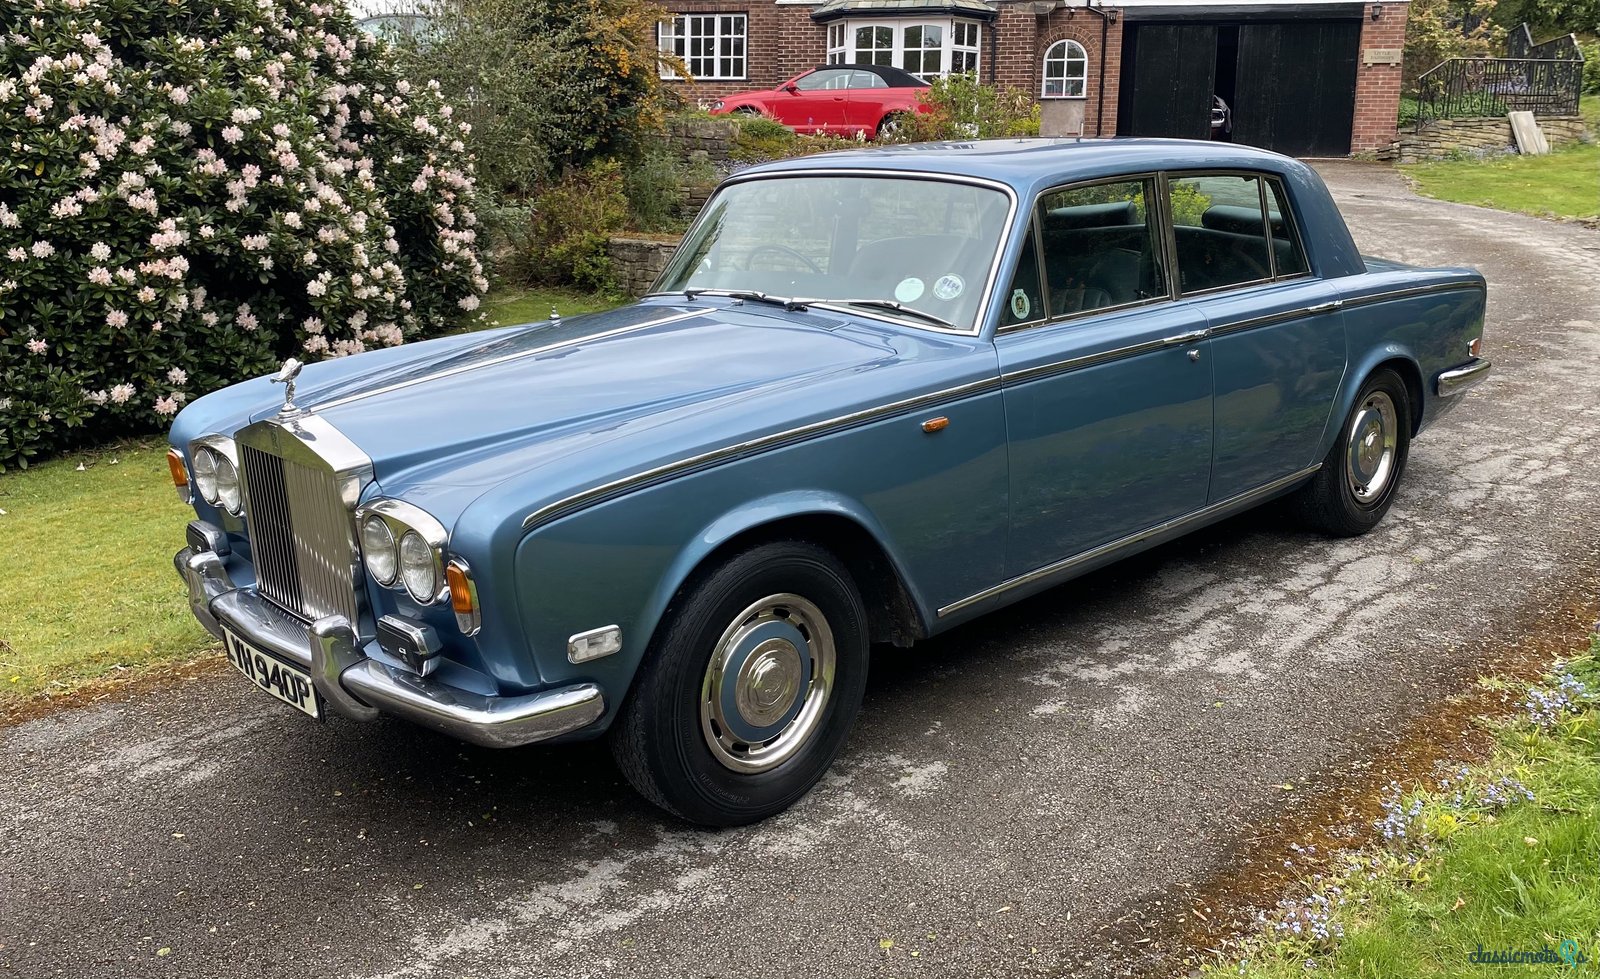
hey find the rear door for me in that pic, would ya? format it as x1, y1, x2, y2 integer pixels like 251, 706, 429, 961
1162, 171, 1347, 501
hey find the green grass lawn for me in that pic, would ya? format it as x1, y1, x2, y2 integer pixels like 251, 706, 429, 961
1212, 645, 1600, 977
1, 286, 623, 712
0, 440, 208, 705
480, 286, 621, 330
1580, 95, 1598, 134
1399, 142, 1600, 221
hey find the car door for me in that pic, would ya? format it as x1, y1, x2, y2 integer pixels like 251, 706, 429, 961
996, 176, 1215, 577
781, 68, 852, 133
1162, 172, 1347, 501
843, 69, 891, 136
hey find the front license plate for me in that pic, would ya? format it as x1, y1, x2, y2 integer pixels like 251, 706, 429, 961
223, 629, 321, 719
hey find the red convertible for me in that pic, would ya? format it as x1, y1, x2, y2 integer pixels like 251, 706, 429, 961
709, 64, 931, 139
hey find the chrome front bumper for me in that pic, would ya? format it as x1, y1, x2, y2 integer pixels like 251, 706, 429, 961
175, 547, 604, 748
1437, 357, 1492, 398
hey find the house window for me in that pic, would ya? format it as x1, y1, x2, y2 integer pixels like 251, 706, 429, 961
1041, 38, 1088, 98
658, 14, 747, 80
824, 19, 982, 79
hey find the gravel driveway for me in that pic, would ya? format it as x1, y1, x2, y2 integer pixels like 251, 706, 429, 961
4, 162, 1598, 979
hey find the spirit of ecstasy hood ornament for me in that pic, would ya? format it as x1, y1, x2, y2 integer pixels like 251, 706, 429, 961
271, 358, 305, 417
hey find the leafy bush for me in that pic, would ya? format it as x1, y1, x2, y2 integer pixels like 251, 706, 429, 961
1582, 41, 1600, 96
623, 149, 688, 232
390, 0, 671, 200
1403, 0, 1504, 89
890, 75, 1041, 142
505, 162, 627, 292
0, 0, 485, 470
729, 114, 799, 161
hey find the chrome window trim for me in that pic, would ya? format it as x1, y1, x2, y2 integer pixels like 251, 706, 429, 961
521, 375, 1001, 531
309, 309, 708, 414
999, 329, 1196, 386
998, 172, 1174, 335
655, 167, 1021, 337
937, 463, 1323, 618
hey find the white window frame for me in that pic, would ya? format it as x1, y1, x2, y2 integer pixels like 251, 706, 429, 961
1041, 38, 1088, 98
658, 13, 748, 81
822, 18, 983, 80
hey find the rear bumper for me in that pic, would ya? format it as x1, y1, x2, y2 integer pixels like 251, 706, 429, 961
1437, 357, 1492, 398
175, 547, 604, 748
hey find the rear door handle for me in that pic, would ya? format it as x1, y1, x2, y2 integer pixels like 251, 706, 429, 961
1307, 299, 1343, 314
1160, 329, 1209, 346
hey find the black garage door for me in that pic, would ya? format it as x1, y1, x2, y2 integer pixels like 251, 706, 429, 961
1119, 19, 1361, 157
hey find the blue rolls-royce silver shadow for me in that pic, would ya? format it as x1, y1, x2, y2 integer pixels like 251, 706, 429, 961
171, 139, 1491, 825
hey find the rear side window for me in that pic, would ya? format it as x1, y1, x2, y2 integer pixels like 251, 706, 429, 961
1265, 180, 1309, 277
1167, 174, 1274, 295
1035, 178, 1168, 318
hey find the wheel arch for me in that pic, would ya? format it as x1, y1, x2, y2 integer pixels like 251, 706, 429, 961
644, 495, 930, 659
1321, 346, 1426, 459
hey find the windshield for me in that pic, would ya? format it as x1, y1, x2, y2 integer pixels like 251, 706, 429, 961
655, 174, 1012, 332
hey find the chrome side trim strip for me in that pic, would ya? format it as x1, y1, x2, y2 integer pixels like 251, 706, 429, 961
1000, 335, 1183, 386
1340, 280, 1486, 310
936, 463, 1323, 618
310, 309, 706, 413
521, 376, 1001, 530
1436, 358, 1492, 397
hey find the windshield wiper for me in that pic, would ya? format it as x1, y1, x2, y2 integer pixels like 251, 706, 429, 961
827, 299, 955, 329
682, 288, 813, 311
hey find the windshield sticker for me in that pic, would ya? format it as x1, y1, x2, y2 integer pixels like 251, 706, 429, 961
894, 277, 926, 303
1010, 289, 1031, 320
933, 274, 964, 301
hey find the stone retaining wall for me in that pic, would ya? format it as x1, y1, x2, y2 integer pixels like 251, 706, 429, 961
1389, 115, 1587, 163
609, 236, 681, 297
661, 117, 735, 163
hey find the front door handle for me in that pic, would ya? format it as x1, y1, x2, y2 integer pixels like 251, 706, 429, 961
1307, 299, 1343, 314
1161, 329, 1208, 346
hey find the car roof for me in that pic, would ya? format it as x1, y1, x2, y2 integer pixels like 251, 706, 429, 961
805, 63, 930, 88
737, 137, 1311, 197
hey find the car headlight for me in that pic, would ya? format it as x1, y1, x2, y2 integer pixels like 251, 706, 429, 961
194, 444, 222, 502
360, 515, 397, 585
711, 99, 725, 111
399, 530, 438, 603
214, 454, 241, 515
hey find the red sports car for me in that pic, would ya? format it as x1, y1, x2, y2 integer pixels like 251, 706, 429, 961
709, 64, 931, 139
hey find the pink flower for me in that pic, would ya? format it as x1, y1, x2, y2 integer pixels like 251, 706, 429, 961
166, 367, 188, 385
90, 242, 111, 261
87, 266, 113, 286
154, 395, 178, 416
30, 240, 55, 258
106, 309, 129, 328
109, 383, 135, 404
26, 338, 48, 354
221, 125, 244, 144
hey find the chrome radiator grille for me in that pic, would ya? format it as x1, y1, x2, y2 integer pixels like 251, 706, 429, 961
240, 443, 360, 625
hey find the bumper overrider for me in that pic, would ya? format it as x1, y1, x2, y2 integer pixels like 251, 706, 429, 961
175, 547, 604, 748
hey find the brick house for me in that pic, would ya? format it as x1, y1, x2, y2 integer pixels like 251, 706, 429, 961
657, 0, 1410, 155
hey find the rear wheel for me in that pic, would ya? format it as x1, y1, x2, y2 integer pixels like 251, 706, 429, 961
876, 112, 909, 141
1291, 368, 1412, 536
610, 540, 869, 826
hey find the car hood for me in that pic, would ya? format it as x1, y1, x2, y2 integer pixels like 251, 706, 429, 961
244, 301, 982, 525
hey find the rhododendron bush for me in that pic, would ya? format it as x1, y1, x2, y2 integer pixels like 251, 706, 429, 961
0, 0, 486, 469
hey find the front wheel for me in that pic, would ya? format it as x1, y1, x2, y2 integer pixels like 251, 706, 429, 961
610, 540, 869, 826
1291, 368, 1412, 536
875, 112, 909, 141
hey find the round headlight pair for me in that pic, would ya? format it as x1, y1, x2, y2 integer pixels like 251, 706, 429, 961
192, 445, 241, 515
360, 514, 440, 604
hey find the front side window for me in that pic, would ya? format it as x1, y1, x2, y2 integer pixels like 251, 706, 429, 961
795, 68, 853, 92
1041, 39, 1088, 98
658, 14, 747, 80
1036, 178, 1167, 317
657, 175, 1013, 332
1167, 173, 1274, 294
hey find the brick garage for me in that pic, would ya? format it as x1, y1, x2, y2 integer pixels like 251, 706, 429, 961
659, 0, 1408, 156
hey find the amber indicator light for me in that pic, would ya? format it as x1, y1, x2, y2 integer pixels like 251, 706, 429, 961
921, 416, 950, 433
167, 448, 189, 487
446, 562, 475, 615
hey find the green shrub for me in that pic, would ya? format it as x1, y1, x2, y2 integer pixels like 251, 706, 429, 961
729, 115, 800, 162
0, 0, 484, 471
889, 75, 1041, 142
507, 162, 627, 292
391, 0, 672, 200
1582, 41, 1600, 96
623, 149, 688, 232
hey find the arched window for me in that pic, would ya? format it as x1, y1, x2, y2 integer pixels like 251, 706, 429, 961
1041, 39, 1088, 98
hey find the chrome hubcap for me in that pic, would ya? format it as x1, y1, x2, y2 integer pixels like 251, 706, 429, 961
701, 594, 835, 774
1345, 391, 1398, 504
